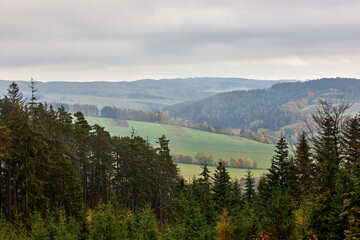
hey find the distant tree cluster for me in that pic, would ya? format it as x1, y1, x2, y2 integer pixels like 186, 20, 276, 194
101, 105, 170, 123
51, 102, 99, 116
238, 129, 274, 144
174, 152, 259, 169
172, 153, 194, 164
229, 157, 257, 169
195, 152, 216, 166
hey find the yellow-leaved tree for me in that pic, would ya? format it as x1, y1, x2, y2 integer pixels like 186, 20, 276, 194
216, 210, 234, 240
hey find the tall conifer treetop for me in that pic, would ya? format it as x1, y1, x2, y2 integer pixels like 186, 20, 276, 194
7, 81, 24, 104
267, 134, 290, 189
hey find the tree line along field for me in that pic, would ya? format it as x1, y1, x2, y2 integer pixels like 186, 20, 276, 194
85, 117, 275, 178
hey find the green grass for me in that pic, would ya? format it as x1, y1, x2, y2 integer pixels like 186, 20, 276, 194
86, 117, 275, 171
41, 93, 182, 110
161, 124, 191, 137
177, 163, 268, 180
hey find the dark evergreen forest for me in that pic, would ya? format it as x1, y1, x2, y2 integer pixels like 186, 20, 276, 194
0, 81, 359, 239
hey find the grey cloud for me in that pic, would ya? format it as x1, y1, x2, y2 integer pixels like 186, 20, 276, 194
1, 0, 360, 81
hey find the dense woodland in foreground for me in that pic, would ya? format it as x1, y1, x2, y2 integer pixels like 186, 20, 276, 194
1, 81, 360, 239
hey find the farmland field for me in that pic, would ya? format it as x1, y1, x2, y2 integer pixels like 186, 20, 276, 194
178, 163, 267, 180
86, 117, 275, 178
41, 93, 182, 110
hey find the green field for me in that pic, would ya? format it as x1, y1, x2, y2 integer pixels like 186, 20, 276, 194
41, 93, 182, 110
178, 163, 268, 180
86, 117, 275, 178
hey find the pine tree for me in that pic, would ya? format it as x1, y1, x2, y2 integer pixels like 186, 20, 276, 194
29, 212, 50, 240
46, 107, 83, 217
74, 112, 92, 208
216, 210, 234, 240
155, 134, 179, 223
89, 203, 126, 240
111, 136, 129, 205
213, 160, 231, 211
134, 206, 160, 240
171, 187, 212, 240
312, 101, 349, 190
334, 169, 360, 240
28, 77, 38, 110
228, 180, 243, 214
244, 169, 256, 204
0, 126, 11, 216
7, 82, 24, 106
310, 101, 350, 239
52, 209, 78, 240
292, 131, 314, 201
18, 107, 48, 215
343, 113, 360, 175
199, 161, 211, 184
194, 162, 217, 225
4, 82, 25, 218
3, 96, 27, 220
254, 175, 270, 217
261, 187, 295, 240
89, 124, 113, 206
232, 203, 259, 240
267, 134, 290, 189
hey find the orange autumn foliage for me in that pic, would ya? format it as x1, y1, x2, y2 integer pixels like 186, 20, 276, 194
216, 210, 234, 240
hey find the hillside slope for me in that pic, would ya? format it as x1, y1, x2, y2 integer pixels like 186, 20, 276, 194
166, 78, 360, 133
0, 77, 290, 101
85, 117, 275, 169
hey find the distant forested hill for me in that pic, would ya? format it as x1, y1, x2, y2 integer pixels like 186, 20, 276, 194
0, 77, 290, 101
166, 78, 360, 132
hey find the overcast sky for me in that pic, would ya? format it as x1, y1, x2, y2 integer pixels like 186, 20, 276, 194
1, 0, 360, 82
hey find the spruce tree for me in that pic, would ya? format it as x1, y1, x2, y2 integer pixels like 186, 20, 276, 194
89, 203, 126, 240
28, 78, 38, 110
0, 126, 11, 216
171, 190, 211, 239
155, 134, 179, 223
312, 101, 349, 189
343, 113, 360, 175
254, 175, 270, 218
267, 134, 290, 189
74, 112, 92, 208
261, 186, 295, 239
216, 210, 234, 240
212, 160, 231, 211
228, 180, 243, 215
310, 101, 350, 239
134, 206, 160, 240
244, 169, 255, 204
199, 161, 211, 184
7, 81, 24, 105
89, 124, 113, 206
194, 162, 217, 225
4, 98, 27, 220
292, 131, 314, 201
